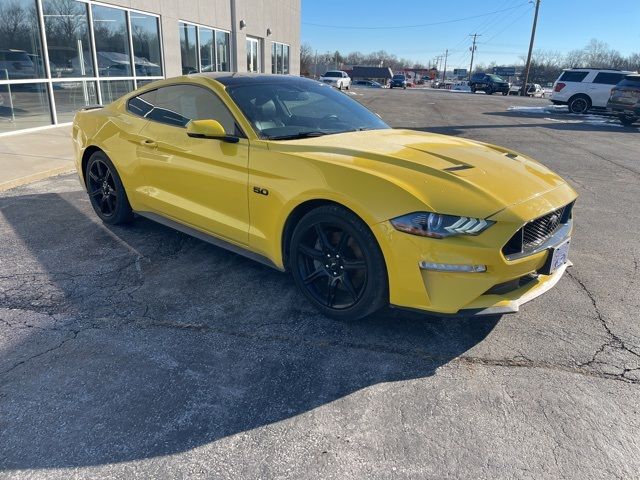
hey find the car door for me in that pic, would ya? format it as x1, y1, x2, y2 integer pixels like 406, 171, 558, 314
133, 84, 250, 245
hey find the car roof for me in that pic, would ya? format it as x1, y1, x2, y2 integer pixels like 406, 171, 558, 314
563, 68, 635, 72
193, 73, 318, 87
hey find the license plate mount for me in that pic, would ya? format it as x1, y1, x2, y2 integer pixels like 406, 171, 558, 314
540, 239, 570, 275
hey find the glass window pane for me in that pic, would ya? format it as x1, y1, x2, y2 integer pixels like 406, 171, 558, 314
99, 79, 134, 103
271, 43, 276, 74
52, 80, 98, 122
0, 83, 51, 133
283, 45, 289, 75
215, 31, 229, 72
92, 5, 131, 77
149, 84, 237, 133
0, 0, 46, 80
277, 43, 283, 74
199, 27, 214, 72
130, 13, 162, 77
246, 39, 252, 72
179, 23, 197, 74
42, 0, 93, 78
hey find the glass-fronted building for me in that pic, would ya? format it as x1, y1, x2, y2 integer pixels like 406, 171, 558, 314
0, 0, 300, 135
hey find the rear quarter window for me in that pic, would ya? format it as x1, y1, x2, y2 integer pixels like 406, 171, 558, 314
559, 71, 588, 82
617, 77, 640, 88
593, 72, 626, 85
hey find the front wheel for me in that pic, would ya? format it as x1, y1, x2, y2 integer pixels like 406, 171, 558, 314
85, 151, 133, 225
502, 91, 508, 96
289, 205, 388, 320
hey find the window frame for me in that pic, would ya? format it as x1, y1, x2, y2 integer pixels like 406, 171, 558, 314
178, 19, 232, 74
126, 82, 246, 137
0, 0, 165, 136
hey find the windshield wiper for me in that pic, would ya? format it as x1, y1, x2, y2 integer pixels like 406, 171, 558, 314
269, 131, 328, 140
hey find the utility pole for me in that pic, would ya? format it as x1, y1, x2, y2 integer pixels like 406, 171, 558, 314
522, 0, 541, 96
441, 49, 448, 83
468, 34, 480, 80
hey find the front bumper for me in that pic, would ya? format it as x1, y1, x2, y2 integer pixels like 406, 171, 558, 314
373, 182, 577, 315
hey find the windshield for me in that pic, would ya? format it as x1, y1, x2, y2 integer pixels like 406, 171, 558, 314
487, 74, 505, 82
322, 71, 341, 78
393, 75, 405, 80
226, 80, 389, 140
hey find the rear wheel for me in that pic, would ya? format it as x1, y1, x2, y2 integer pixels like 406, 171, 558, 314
85, 151, 133, 225
289, 205, 388, 320
619, 114, 638, 126
567, 95, 591, 114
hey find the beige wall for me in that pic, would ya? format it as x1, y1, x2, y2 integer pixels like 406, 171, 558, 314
105, 0, 300, 77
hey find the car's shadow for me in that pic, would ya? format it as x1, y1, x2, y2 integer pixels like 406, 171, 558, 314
0, 188, 501, 470
399, 107, 638, 136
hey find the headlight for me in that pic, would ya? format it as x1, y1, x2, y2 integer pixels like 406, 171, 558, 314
390, 212, 494, 238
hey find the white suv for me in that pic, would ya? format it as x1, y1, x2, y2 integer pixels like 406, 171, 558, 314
550, 68, 635, 113
319, 70, 351, 90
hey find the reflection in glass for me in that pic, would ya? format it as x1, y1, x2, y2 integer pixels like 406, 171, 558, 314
100, 79, 134, 104
0, 0, 45, 80
0, 83, 52, 133
216, 31, 230, 71
130, 12, 162, 77
271, 43, 276, 74
283, 45, 289, 74
92, 5, 131, 77
179, 23, 197, 75
52, 81, 98, 122
246, 38, 259, 73
42, 0, 94, 78
199, 27, 214, 72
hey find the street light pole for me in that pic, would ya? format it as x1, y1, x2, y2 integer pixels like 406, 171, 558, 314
522, 0, 541, 96
441, 49, 448, 83
468, 33, 480, 80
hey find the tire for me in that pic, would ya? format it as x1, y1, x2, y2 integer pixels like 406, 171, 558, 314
338, 83, 343, 91
390, 85, 393, 89
289, 205, 388, 320
502, 91, 508, 96
619, 114, 638, 126
567, 95, 591, 114
471, 87, 476, 93
403, 85, 406, 89
345, 84, 350, 90
486, 88, 494, 95
85, 150, 133, 225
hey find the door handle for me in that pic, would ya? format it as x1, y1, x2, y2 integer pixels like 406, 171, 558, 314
140, 139, 157, 147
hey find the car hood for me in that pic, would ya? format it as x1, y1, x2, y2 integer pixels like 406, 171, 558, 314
270, 129, 568, 218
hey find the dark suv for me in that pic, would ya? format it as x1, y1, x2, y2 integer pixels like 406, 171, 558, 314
607, 74, 640, 126
390, 74, 407, 89
469, 73, 509, 95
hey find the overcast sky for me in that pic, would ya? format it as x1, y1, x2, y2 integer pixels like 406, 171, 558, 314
301, 0, 640, 67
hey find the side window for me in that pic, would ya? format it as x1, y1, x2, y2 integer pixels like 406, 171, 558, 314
559, 71, 588, 82
127, 90, 157, 117
593, 72, 625, 85
128, 84, 240, 133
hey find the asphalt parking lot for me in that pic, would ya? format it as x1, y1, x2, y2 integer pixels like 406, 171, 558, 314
1, 89, 639, 479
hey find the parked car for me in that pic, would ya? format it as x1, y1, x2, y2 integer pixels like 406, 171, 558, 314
469, 73, 509, 95
508, 83, 545, 97
606, 73, 640, 126
319, 70, 351, 90
550, 68, 635, 114
0, 49, 36, 80
351, 79, 383, 89
72, 74, 577, 320
390, 74, 407, 89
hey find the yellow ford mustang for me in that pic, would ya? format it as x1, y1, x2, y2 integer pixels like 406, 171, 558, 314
72, 74, 577, 320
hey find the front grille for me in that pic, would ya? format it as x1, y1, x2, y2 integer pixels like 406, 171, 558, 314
484, 274, 537, 295
502, 202, 573, 257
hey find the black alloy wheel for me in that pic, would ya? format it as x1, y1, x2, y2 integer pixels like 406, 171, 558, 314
568, 95, 590, 114
290, 205, 387, 320
85, 151, 133, 224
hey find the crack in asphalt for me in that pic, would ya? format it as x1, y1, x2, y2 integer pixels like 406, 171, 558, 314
566, 270, 640, 381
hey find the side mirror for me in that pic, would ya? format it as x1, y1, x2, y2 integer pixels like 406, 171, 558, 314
186, 119, 239, 143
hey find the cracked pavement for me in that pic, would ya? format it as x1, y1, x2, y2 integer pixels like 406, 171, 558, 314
1, 90, 639, 479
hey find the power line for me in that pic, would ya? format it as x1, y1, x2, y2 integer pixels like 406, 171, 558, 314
303, 2, 530, 30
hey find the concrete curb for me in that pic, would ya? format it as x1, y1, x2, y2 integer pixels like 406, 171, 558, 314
0, 166, 76, 193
